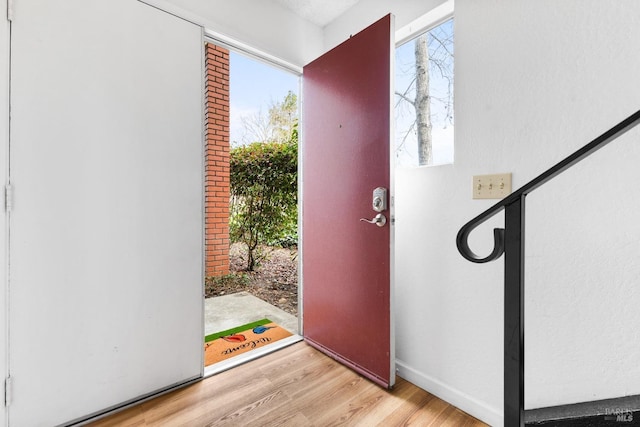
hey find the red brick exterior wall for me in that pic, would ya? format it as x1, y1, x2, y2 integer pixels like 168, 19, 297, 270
205, 43, 230, 277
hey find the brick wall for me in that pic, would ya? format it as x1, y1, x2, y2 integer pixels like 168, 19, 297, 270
204, 43, 230, 277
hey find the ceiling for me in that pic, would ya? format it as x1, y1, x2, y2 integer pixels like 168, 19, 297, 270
273, 0, 361, 27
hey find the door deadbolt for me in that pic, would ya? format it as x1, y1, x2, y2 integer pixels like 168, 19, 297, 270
372, 187, 387, 212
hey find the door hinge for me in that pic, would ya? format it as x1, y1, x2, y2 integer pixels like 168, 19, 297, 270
5, 184, 12, 213
7, 0, 13, 22
5, 377, 12, 407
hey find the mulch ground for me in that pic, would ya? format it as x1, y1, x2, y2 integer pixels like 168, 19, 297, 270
205, 243, 299, 317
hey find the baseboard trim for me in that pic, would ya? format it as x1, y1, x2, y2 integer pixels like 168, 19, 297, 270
395, 360, 640, 426
395, 359, 503, 427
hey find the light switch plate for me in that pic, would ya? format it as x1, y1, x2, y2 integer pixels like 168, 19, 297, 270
473, 173, 512, 199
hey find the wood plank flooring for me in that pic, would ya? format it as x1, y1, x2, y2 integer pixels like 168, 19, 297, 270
88, 342, 488, 426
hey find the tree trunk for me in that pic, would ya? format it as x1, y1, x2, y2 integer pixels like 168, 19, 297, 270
415, 34, 432, 166
247, 247, 256, 271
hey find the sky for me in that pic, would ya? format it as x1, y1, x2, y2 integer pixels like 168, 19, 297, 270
229, 18, 454, 167
229, 51, 300, 146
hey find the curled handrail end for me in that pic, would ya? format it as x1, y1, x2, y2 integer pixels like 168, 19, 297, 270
456, 226, 505, 264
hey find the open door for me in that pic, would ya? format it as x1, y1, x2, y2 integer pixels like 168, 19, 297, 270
302, 15, 395, 388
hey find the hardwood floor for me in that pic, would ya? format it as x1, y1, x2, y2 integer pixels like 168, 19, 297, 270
89, 342, 487, 426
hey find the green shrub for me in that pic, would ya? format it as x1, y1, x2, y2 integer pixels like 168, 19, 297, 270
230, 134, 297, 270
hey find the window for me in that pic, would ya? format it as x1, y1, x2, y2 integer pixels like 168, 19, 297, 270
395, 18, 454, 167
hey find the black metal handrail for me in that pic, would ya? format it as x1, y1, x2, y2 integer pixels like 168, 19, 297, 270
456, 109, 640, 426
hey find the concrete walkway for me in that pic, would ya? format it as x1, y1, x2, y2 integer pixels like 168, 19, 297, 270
204, 291, 298, 336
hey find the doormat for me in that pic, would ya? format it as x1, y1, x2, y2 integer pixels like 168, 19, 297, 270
204, 318, 292, 366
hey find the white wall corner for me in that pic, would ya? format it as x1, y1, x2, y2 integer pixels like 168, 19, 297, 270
396, 359, 503, 427
141, 0, 323, 67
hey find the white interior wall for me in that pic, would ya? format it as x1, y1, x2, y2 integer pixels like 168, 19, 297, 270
390, 1, 640, 426
147, 0, 323, 67
323, 0, 449, 52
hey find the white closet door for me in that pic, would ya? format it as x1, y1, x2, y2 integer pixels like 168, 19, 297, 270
9, 1, 203, 425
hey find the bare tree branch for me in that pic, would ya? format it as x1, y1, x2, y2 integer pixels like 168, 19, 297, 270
395, 90, 415, 107
429, 31, 454, 58
397, 120, 417, 154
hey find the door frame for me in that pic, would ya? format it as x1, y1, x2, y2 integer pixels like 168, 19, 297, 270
0, 7, 9, 425
201, 32, 306, 377
137, 0, 451, 385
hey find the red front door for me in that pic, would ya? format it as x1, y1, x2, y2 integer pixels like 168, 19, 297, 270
302, 14, 395, 388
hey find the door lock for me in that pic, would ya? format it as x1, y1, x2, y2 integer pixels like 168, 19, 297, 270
372, 187, 387, 212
